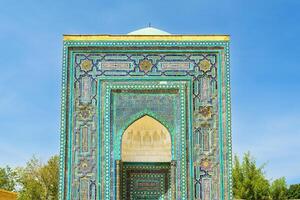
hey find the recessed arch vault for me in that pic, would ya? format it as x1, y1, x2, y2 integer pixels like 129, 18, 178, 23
121, 115, 172, 162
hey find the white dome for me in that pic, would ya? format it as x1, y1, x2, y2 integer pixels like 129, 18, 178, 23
127, 27, 170, 35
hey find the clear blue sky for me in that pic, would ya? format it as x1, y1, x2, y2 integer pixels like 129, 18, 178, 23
0, 0, 299, 184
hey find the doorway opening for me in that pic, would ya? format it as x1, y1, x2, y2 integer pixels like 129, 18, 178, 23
119, 115, 173, 200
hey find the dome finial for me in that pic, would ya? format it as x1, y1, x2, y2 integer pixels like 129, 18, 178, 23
148, 22, 151, 27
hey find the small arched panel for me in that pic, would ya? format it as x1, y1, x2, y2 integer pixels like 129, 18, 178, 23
121, 115, 171, 162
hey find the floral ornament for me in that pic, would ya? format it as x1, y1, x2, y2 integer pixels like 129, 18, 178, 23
194, 112, 212, 128
198, 59, 212, 72
78, 157, 95, 176
193, 113, 211, 127
139, 59, 153, 72
200, 158, 213, 171
80, 159, 89, 171
199, 106, 213, 119
78, 104, 93, 120
80, 60, 93, 72
200, 121, 211, 128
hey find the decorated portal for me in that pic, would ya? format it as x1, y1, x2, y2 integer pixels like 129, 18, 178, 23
59, 28, 232, 200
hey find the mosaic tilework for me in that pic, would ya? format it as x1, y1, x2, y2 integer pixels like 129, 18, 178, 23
101, 82, 187, 200
112, 88, 180, 160
122, 162, 171, 200
60, 40, 232, 200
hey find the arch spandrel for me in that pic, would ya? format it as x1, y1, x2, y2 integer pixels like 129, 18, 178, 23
121, 115, 172, 162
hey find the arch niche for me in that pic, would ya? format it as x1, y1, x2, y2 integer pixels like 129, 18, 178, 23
118, 115, 174, 199
121, 115, 172, 162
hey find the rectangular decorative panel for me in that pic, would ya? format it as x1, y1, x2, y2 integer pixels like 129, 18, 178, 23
122, 162, 171, 200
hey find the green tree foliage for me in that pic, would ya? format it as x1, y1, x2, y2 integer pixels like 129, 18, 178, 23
39, 156, 59, 199
233, 152, 271, 200
287, 184, 300, 199
270, 177, 288, 200
0, 166, 17, 191
233, 153, 295, 200
17, 155, 59, 200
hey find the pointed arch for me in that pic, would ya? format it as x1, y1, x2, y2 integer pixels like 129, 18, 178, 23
120, 110, 174, 136
121, 115, 172, 162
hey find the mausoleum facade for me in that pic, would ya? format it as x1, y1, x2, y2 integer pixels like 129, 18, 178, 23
59, 28, 232, 200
